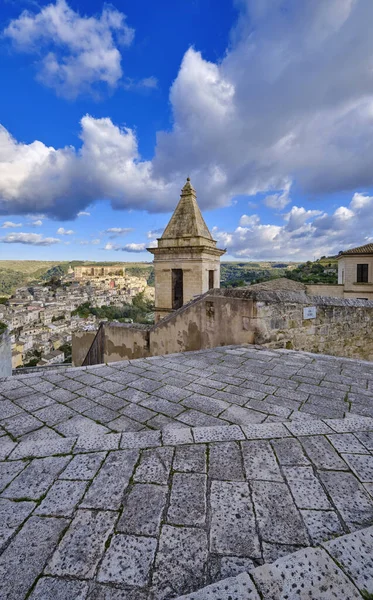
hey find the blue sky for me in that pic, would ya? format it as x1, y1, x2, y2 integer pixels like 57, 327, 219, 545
1, 0, 373, 262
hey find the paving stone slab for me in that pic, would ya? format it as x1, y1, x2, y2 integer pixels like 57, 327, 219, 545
153, 384, 194, 402
271, 437, 310, 466
81, 449, 138, 509
300, 509, 344, 545
174, 444, 206, 473
193, 425, 244, 443
168, 472, 206, 526
0, 516, 68, 600
0, 399, 24, 419
210, 480, 260, 557
175, 572, 260, 600
56, 415, 110, 437
60, 451, 106, 480
34, 403, 76, 427
325, 416, 373, 432
28, 577, 89, 600
299, 435, 347, 470
261, 542, 305, 563
1, 412, 44, 438
74, 432, 121, 452
36, 478, 88, 516
219, 556, 256, 579
0, 459, 28, 492
182, 394, 230, 417
1, 456, 70, 500
162, 427, 193, 445
0, 438, 17, 461
121, 430, 161, 449
356, 430, 373, 450
178, 409, 227, 428
252, 480, 309, 546
241, 440, 283, 481
342, 453, 373, 482
283, 466, 332, 509
141, 396, 186, 417
327, 432, 369, 454
220, 404, 266, 426
134, 448, 174, 487
151, 525, 208, 600
108, 415, 144, 432
285, 419, 334, 436
46, 509, 116, 578
323, 526, 373, 596
252, 546, 361, 599
98, 534, 157, 587
9, 436, 75, 460
117, 483, 167, 536
209, 441, 244, 480
319, 470, 373, 529
0, 497, 35, 551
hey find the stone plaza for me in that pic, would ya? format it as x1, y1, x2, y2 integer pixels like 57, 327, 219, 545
1, 344, 373, 599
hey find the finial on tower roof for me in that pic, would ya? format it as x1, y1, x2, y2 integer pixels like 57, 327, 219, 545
187, 176, 190, 181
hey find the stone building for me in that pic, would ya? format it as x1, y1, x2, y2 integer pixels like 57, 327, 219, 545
74, 265, 125, 279
337, 243, 373, 300
148, 178, 226, 321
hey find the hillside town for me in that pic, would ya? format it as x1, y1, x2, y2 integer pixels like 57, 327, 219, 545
0, 265, 154, 369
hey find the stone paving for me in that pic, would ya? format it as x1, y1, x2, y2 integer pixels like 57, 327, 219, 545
1, 345, 373, 598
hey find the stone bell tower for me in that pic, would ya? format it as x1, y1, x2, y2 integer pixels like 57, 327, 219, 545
148, 178, 226, 322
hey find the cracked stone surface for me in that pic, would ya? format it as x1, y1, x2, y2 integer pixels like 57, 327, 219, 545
1, 345, 373, 598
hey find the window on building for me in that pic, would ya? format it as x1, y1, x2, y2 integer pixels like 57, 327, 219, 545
357, 264, 368, 283
172, 269, 183, 310
208, 270, 214, 290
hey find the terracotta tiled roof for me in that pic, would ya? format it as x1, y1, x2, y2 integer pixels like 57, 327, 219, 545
340, 243, 373, 256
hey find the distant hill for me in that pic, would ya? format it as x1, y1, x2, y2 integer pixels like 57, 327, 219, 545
0, 260, 154, 295
0, 257, 337, 296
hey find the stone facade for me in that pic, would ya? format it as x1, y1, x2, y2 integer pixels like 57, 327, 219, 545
148, 179, 225, 322
74, 265, 125, 278
337, 243, 373, 300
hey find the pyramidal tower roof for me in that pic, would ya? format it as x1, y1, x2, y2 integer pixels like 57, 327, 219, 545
161, 178, 213, 241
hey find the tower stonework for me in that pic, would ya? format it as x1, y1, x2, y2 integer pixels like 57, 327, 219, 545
148, 178, 226, 322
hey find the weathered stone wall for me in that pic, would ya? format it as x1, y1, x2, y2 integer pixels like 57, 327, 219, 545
252, 291, 373, 360
0, 329, 12, 377
76, 288, 373, 364
72, 331, 96, 366
150, 295, 255, 356
103, 323, 150, 362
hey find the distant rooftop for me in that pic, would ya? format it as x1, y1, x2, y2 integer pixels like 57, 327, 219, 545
339, 242, 373, 255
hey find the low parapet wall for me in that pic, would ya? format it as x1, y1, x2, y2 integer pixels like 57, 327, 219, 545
0, 329, 12, 377
75, 288, 373, 365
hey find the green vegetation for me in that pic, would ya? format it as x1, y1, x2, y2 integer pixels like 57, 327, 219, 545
285, 259, 338, 284
0, 297, 8, 304
23, 349, 42, 368
72, 292, 154, 324
220, 262, 293, 287
0, 321, 7, 334
59, 342, 72, 362
52, 315, 65, 322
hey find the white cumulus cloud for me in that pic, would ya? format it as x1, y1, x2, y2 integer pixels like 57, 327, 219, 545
1, 221, 22, 228
1, 1, 373, 222
0, 232, 60, 246
213, 192, 373, 261
4, 0, 135, 98
77, 211, 90, 217
57, 227, 74, 235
